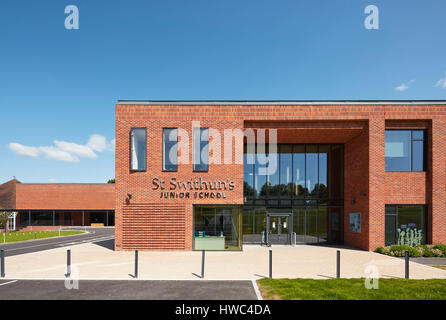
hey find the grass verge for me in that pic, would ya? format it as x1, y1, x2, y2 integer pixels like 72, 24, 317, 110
257, 278, 446, 300
432, 265, 446, 271
0, 230, 84, 243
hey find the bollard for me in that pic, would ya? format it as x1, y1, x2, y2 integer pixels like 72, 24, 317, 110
405, 250, 409, 279
201, 250, 205, 278
134, 250, 139, 278
66, 249, 71, 277
34, 232, 37, 240
336, 250, 340, 279
1, 250, 5, 278
269, 250, 272, 279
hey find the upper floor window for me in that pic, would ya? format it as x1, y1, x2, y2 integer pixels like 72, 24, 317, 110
163, 128, 178, 171
385, 130, 425, 172
193, 128, 209, 172
130, 128, 147, 171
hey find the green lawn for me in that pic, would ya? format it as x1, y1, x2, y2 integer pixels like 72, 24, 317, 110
433, 265, 446, 271
257, 278, 446, 300
0, 230, 84, 243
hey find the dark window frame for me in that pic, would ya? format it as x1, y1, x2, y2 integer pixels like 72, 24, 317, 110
193, 127, 209, 172
385, 129, 426, 172
162, 127, 178, 172
384, 204, 427, 246
243, 143, 344, 206
130, 127, 147, 172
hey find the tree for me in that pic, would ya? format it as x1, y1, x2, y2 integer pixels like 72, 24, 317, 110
107, 179, 115, 184
0, 210, 6, 230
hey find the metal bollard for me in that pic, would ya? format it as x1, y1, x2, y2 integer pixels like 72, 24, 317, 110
267, 231, 272, 247
336, 250, 340, 279
269, 249, 272, 279
201, 250, 205, 278
134, 250, 139, 278
405, 250, 409, 279
34, 232, 37, 240
1, 250, 5, 278
66, 249, 71, 277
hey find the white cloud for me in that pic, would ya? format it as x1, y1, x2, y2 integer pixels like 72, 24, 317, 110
395, 79, 415, 92
87, 134, 109, 152
395, 83, 409, 91
435, 73, 446, 89
8, 134, 114, 163
8, 143, 40, 157
39, 146, 80, 162
54, 140, 97, 159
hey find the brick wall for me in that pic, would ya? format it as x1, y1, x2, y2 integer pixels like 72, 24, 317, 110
116, 103, 446, 251
15, 184, 115, 210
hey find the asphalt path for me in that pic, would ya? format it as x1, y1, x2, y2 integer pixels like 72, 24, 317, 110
0, 228, 115, 257
0, 279, 259, 300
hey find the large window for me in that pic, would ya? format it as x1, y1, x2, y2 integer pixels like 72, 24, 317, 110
193, 128, 209, 172
243, 144, 344, 204
385, 205, 426, 246
385, 130, 425, 172
193, 206, 241, 250
130, 128, 147, 171
163, 128, 178, 171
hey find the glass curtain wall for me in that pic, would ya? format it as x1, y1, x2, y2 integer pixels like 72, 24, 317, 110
243, 144, 344, 244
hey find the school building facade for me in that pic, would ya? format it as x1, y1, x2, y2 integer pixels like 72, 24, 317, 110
1, 100, 445, 252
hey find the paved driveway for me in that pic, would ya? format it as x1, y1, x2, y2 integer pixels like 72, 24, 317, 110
2, 244, 446, 280
0, 279, 259, 300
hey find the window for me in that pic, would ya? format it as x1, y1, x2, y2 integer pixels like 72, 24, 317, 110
130, 128, 147, 171
193, 206, 241, 250
193, 128, 209, 172
385, 130, 425, 172
243, 144, 344, 202
385, 205, 426, 246
163, 128, 178, 171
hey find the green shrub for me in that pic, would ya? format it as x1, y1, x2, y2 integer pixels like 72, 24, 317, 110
414, 245, 444, 257
375, 247, 387, 254
389, 245, 421, 257
434, 244, 446, 257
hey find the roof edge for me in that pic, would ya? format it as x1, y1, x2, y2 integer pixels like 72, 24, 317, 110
116, 100, 446, 106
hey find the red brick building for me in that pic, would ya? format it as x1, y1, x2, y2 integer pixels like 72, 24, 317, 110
115, 100, 446, 251
0, 179, 115, 230
2, 100, 445, 252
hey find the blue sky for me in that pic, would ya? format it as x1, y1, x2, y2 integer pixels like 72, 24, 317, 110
0, 0, 445, 183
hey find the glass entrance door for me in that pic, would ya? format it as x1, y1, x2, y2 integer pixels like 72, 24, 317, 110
266, 213, 292, 244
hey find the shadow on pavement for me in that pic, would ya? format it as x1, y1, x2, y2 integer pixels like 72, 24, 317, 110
92, 239, 115, 251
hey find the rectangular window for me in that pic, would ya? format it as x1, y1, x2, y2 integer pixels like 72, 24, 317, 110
193, 128, 209, 172
193, 206, 242, 250
385, 130, 425, 172
385, 205, 426, 246
243, 144, 344, 202
130, 128, 147, 171
163, 128, 178, 171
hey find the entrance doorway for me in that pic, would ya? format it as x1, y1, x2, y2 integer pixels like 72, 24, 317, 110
266, 213, 292, 244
